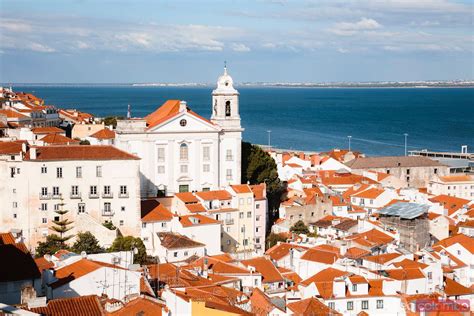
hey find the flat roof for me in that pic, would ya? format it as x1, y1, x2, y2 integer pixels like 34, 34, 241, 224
378, 202, 429, 220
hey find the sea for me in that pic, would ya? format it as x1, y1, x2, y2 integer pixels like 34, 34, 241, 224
11, 85, 474, 157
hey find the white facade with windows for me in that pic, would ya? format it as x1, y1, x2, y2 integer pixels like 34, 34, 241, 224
0, 145, 141, 250
115, 68, 243, 196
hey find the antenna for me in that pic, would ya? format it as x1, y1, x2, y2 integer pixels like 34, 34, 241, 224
127, 104, 131, 119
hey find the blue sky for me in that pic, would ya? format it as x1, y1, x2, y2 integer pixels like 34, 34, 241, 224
0, 0, 472, 83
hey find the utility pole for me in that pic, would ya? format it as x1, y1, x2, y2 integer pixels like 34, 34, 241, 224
404, 133, 409, 156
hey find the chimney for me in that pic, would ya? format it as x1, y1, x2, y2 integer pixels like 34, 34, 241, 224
21, 142, 27, 153
179, 101, 187, 112
30, 147, 37, 160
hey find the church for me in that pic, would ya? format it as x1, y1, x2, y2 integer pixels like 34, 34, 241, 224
115, 67, 243, 196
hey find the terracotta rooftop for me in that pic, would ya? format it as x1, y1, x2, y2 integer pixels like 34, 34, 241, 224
32, 127, 64, 134
300, 248, 339, 265
179, 214, 220, 227
29, 295, 104, 316
40, 133, 80, 145
90, 128, 115, 139
265, 243, 309, 261
250, 287, 285, 314
250, 183, 266, 200
444, 277, 474, 296
157, 232, 205, 250
433, 233, 474, 254
429, 195, 470, 216
0, 141, 23, 154
344, 247, 371, 259
141, 199, 174, 222
109, 296, 164, 316
241, 257, 284, 283
364, 252, 402, 264
385, 268, 425, 280
185, 203, 207, 213
346, 156, 446, 169
287, 297, 341, 315
25, 145, 139, 161
175, 192, 199, 203
438, 175, 474, 183
231, 184, 252, 194
195, 190, 232, 201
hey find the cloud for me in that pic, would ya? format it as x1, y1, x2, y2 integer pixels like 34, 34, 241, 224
231, 43, 251, 52
337, 48, 349, 53
330, 17, 382, 36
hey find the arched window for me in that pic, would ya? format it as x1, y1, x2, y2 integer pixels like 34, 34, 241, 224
180, 143, 188, 161
225, 101, 231, 117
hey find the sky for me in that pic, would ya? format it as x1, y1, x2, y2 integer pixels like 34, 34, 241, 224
0, 0, 472, 83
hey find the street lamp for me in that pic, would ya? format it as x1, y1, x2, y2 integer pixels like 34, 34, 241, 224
267, 130, 272, 148
348, 136, 352, 152
404, 133, 409, 156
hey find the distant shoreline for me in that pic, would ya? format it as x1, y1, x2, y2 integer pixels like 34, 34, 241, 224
3, 81, 473, 88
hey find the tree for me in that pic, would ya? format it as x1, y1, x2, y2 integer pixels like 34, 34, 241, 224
109, 236, 147, 265
35, 235, 66, 257
79, 139, 90, 145
103, 116, 121, 128
72, 232, 104, 254
290, 220, 310, 235
266, 233, 287, 250
50, 199, 74, 246
103, 221, 117, 230
241, 141, 285, 224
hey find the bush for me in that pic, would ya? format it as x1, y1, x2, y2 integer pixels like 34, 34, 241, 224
266, 232, 287, 250
35, 235, 67, 257
290, 220, 310, 235
109, 236, 147, 265
103, 221, 117, 230
72, 232, 104, 254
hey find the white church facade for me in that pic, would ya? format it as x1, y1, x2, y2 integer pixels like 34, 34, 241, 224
115, 68, 243, 196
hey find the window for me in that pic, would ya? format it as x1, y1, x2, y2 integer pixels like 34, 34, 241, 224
328, 302, 335, 310
361, 300, 368, 310
42, 218, 47, 224
203, 146, 210, 161
54, 204, 60, 211
41, 166, 47, 174
142, 223, 147, 228
120, 185, 128, 196
121, 206, 125, 212
203, 164, 210, 172
56, 167, 63, 178
434, 168, 438, 174
90, 186, 97, 195
53, 186, 59, 196
243, 239, 248, 246
428, 272, 432, 280
162, 222, 167, 228
180, 143, 188, 161
256, 204, 260, 209
256, 227, 260, 233
226, 149, 233, 161
180, 165, 188, 173
406, 168, 410, 175
41, 187, 48, 196
247, 211, 252, 218
347, 301, 353, 310
158, 165, 165, 174
256, 237, 260, 243
239, 198, 244, 205
352, 284, 357, 292
13, 213, 17, 219
179, 185, 189, 193
226, 240, 231, 245
225, 101, 231, 117
376, 300, 383, 309
119, 220, 124, 226
202, 187, 210, 191
41, 203, 47, 211
241, 226, 245, 233
226, 169, 232, 180
247, 197, 252, 204
386, 169, 390, 174
104, 185, 111, 195
71, 185, 79, 195
157, 147, 165, 162
78, 203, 85, 213
13, 202, 17, 208
239, 212, 244, 219
406, 176, 410, 182
226, 227, 230, 233
96, 165, 102, 177
173, 252, 178, 257
76, 166, 82, 178
256, 215, 260, 221
104, 202, 111, 212
179, 119, 187, 126
254, 279, 258, 286
184, 251, 188, 256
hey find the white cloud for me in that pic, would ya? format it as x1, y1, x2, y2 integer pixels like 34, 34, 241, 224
330, 17, 382, 36
337, 48, 349, 53
231, 43, 251, 52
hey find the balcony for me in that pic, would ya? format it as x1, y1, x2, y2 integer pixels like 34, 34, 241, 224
224, 219, 234, 225
39, 193, 51, 200
119, 193, 129, 198
102, 192, 114, 198
102, 210, 115, 216
70, 192, 81, 199
52, 194, 62, 199
89, 193, 99, 199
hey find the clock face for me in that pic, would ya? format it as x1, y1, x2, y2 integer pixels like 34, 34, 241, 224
180, 119, 187, 127
225, 82, 229, 86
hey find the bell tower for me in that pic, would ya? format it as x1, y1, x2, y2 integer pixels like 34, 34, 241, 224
211, 65, 241, 129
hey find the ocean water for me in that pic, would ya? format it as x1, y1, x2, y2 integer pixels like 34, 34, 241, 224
13, 86, 474, 156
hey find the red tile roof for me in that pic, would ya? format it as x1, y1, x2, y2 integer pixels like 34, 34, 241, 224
109, 296, 164, 316
25, 145, 139, 161
250, 288, 285, 314
40, 133, 80, 145
90, 128, 115, 139
0, 141, 23, 154
0, 109, 29, 118
175, 192, 199, 203
438, 175, 474, 183
429, 195, 470, 216
29, 295, 105, 316
344, 247, 371, 259
195, 190, 232, 201
433, 233, 474, 254
185, 203, 207, 213
250, 183, 266, 200
300, 267, 349, 286
265, 243, 309, 261
241, 257, 284, 283
300, 248, 339, 264
385, 268, 425, 280
231, 184, 252, 194
346, 229, 394, 248
51, 259, 120, 289
352, 187, 385, 199
157, 232, 205, 249
444, 277, 474, 296
141, 200, 174, 222
287, 297, 341, 315
32, 127, 64, 134
179, 214, 220, 227
364, 253, 402, 264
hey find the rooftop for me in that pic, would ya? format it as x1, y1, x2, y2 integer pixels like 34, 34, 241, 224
346, 156, 446, 169
157, 232, 205, 250
378, 202, 429, 219
25, 145, 139, 161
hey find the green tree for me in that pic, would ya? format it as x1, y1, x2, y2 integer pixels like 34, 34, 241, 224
51, 199, 74, 246
35, 235, 66, 257
109, 236, 147, 265
266, 233, 287, 250
290, 220, 310, 235
103, 221, 117, 230
79, 139, 90, 145
103, 116, 122, 128
241, 142, 285, 225
72, 232, 104, 254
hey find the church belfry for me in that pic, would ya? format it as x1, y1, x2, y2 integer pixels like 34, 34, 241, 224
211, 65, 241, 129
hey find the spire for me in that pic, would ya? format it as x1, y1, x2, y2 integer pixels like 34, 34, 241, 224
224, 60, 227, 75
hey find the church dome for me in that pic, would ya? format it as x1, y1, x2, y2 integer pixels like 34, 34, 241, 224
213, 66, 238, 94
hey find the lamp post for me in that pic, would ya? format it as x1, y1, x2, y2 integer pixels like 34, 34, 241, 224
404, 133, 409, 156
348, 136, 352, 152
267, 130, 272, 148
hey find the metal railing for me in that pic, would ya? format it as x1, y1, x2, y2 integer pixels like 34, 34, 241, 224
119, 193, 129, 198
102, 192, 114, 198
39, 193, 51, 200
89, 193, 99, 199
102, 210, 115, 216
70, 192, 81, 199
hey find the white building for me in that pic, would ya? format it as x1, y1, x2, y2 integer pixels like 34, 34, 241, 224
0, 143, 141, 249
115, 67, 243, 196
428, 174, 474, 199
